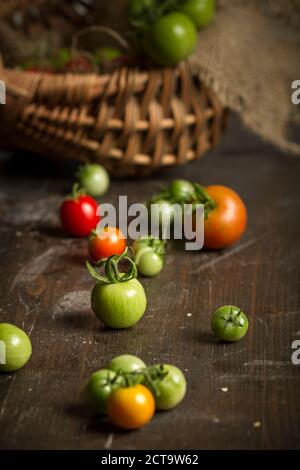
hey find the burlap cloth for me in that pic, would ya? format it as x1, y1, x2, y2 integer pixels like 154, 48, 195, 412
189, 0, 300, 154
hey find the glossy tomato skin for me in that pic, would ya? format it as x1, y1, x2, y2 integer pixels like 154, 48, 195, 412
86, 368, 122, 414
152, 365, 187, 410
107, 384, 155, 429
60, 195, 99, 237
136, 249, 164, 277
169, 179, 195, 202
88, 227, 126, 261
204, 185, 247, 249
0, 323, 32, 372
78, 163, 109, 197
91, 279, 147, 329
108, 354, 146, 373
181, 0, 215, 30
144, 12, 198, 66
211, 305, 249, 342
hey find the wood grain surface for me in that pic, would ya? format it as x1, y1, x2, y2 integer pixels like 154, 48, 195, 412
0, 116, 299, 450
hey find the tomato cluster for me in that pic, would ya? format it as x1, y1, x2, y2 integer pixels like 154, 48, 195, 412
86, 354, 187, 429
23, 46, 127, 75
147, 178, 247, 249
128, 0, 215, 65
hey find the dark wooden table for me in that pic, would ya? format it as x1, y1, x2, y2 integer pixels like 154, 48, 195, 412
0, 116, 299, 450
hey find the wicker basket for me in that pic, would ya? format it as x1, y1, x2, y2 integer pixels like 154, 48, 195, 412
0, 0, 227, 176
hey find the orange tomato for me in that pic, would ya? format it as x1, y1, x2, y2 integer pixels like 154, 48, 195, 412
107, 384, 155, 430
88, 227, 126, 261
204, 185, 247, 249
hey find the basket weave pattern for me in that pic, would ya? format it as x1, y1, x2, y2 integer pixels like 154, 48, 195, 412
0, 0, 227, 176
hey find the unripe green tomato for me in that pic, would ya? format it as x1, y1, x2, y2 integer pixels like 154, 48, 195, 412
169, 179, 195, 202
108, 354, 146, 373
128, 0, 156, 21
211, 305, 249, 342
136, 247, 164, 277
91, 278, 147, 329
181, 0, 215, 30
152, 365, 187, 410
132, 236, 153, 253
77, 163, 109, 197
86, 368, 122, 414
144, 12, 198, 66
94, 47, 122, 66
0, 323, 32, 372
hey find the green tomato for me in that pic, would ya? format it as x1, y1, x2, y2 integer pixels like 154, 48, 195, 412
86, 368, 122, 414
91, 278, 147, 329
0, 323, 32, 372
180, 0, 215, 30
136, 247, 164, 277
152, 365, 187, 410
211, 305, 249, 342
108, 354, 146, 373
144, 12, 198, 66
169, 179, 195, 202
132, 236, 164, 254
128, 0, 156, 21
77, 163, 109, 197
94, 47, 123, 66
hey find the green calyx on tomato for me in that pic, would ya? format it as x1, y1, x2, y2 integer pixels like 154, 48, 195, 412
86, 248, 137, 284
86, 249, 147, 329
143, 364, 187, 410
86, 368, 123, 414
132, 237, 166, 277
128, 0, 158, 30
148, 180, 216, 218
211, 305, 249, 342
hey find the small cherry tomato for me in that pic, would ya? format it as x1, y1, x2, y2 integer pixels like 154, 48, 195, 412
211, 305, 249, 342
86, 368, 122, 414
77, 163, 109, 197
108, 354, 146, 373
88, 227, 126, 261
204, 185, 247, 249
0, 323, 32, 372
136, 247, 164, 277
169, 179, 196, 202
60, 186, 100, 238
107, 384, 155, 429
180, 0, 215, 30
87, 251, 147, 329
148, 364, 187, 410
144, 12, 198, 66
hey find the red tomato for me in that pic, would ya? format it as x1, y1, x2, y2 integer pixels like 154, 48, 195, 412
60, 191, 100, 238
204, 185, 247, 249
88, 227, 126, 261
62, 56, 95, 74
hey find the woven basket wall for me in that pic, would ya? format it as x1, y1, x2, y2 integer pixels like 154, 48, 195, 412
0, 0, 227, 176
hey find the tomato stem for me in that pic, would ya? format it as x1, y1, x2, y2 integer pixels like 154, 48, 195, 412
86, 248, 138, 284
